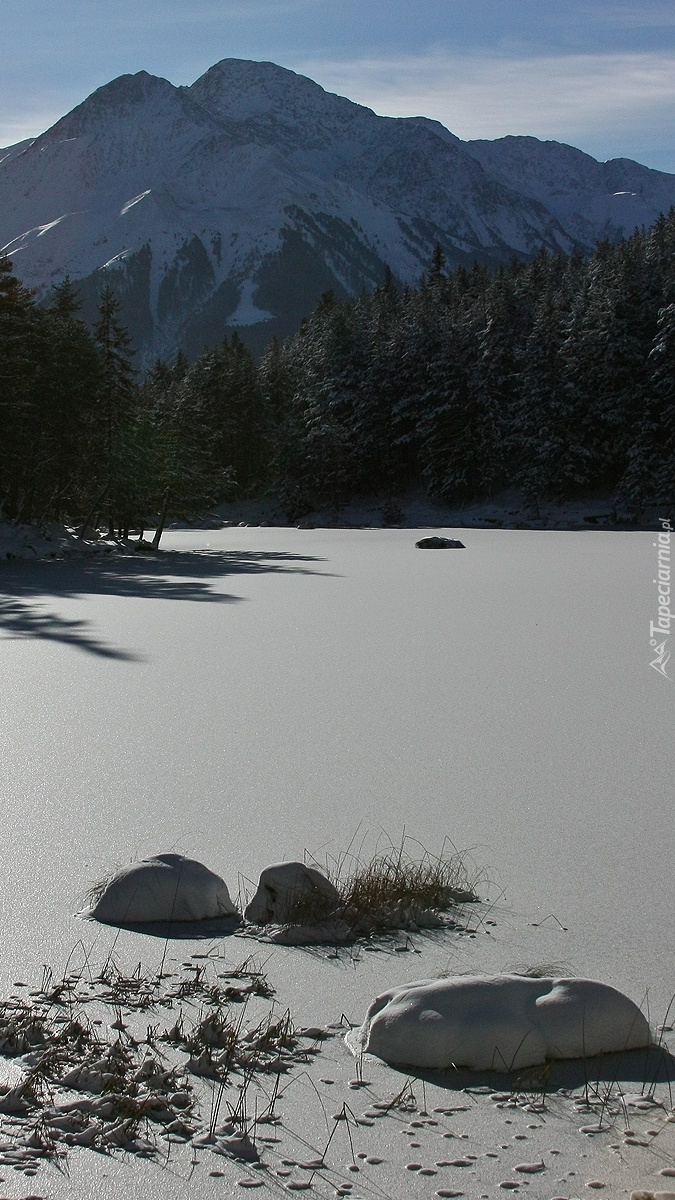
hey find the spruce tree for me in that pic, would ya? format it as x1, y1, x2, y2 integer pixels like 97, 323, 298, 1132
620, 303, 675, 513
93, 284, 137, 534
0, 256, 43, 519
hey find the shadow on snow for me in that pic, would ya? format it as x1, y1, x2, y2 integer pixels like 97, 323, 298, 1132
84, 912, 243, 940
0, 548, 332, 659
379, 1042, 675, 1096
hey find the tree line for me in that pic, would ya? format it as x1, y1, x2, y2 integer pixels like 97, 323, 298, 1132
261, 212, 675, 520
1, 209, 674, 533
0, 265, 233, 536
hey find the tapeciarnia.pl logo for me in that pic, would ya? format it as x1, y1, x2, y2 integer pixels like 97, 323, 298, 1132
650, 517, 673, 680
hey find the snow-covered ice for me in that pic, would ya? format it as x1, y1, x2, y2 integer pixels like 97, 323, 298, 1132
0, 524, 673, 1199
351, 974, 651, 1071
84, 853, 239, 924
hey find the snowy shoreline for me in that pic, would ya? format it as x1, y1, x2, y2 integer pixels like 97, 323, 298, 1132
0, 488, 666, 566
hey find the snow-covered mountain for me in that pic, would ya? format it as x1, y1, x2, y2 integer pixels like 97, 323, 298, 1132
1, 59, 674, 363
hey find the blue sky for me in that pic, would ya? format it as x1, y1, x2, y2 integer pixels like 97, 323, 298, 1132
2, 0, 674, 172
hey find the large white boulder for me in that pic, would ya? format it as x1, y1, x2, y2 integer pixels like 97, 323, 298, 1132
351, 974, 651, 1071
85, 853, 239, 924
245, 861, 340, 925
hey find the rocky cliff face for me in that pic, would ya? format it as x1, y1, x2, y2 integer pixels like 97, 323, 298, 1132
2, 58, 674, 363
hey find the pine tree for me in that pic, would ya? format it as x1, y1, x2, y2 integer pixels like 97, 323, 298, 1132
0, 256, 44, 519
36, 280, 101, 519
619, 303, 675, 513
512, 292, 590, 510
93, 284, 138, 534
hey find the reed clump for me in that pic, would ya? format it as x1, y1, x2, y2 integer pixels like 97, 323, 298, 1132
273, 832, 481, 937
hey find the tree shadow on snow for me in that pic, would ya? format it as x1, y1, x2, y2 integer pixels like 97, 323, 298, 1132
0, 596, 142, 661
0, 548, 332, 659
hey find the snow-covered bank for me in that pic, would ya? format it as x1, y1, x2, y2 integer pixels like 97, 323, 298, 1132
203, 489, 671, 532
0, 520, 155, 561
0, 520, 89, 560
0, 486, 667, 569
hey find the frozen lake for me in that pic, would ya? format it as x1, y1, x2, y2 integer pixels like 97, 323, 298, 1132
1, 524, 674, 1199
1, 525, 672, 1009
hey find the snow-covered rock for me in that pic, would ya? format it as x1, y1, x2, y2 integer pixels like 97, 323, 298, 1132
245, 861, 340, 924
84, 853, 239, 924
630, 1193, 675, 1200
351, 974, 651, 1071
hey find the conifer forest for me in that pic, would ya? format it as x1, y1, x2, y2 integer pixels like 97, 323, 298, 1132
2, 209, 675, 533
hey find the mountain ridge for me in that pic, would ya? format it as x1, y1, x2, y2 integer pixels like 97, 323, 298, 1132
2, 58, 674, 363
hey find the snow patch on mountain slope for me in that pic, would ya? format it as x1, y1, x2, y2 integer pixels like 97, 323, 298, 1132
0, 138, 36, 167
228, 278, 274, 326
120, 189, 152, 216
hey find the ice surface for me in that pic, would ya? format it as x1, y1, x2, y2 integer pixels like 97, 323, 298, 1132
352, 974, 651, 1070
84, 853, 239, 924
0, 525, 672, 1199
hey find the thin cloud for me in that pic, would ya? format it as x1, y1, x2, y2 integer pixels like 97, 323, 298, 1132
586, 2, 675, 28
102, 0, 320, 29
0, 114, 55, 149
298, 50, 675, 146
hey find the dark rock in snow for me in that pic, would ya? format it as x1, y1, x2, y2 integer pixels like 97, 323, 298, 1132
415, 536, 465, 549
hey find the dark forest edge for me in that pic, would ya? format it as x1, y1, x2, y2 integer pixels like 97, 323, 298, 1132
1, 210, 675, 540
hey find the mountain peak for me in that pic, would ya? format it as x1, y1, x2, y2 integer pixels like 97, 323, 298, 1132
187, 58, 354, 124
43, 70, 179, 141
80, 70, 175, 110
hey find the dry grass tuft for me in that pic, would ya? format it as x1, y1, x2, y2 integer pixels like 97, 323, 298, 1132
336, 837, 477, 931
294, 832, 481, 937
506, 962, 576, 979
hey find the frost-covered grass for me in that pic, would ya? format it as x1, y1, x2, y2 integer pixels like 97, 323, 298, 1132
0, 953, 324, 1171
